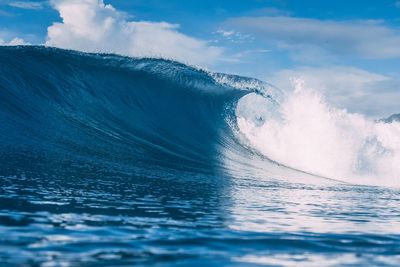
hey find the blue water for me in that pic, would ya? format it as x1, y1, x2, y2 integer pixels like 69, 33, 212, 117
1, 46, 400, 266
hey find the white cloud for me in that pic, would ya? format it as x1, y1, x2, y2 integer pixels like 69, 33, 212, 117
0, 37, 28, 45
268, 66, 400, 117
45, 0, 222, 66
270, 66, 388, 94
8, 1, 46, 10
227, 16, 400, 60
216, 30, 235, 38
215, 29, 253, 44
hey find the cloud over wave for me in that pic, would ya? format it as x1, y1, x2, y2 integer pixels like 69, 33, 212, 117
46, 0, 222, 66
228, 16, 400, 60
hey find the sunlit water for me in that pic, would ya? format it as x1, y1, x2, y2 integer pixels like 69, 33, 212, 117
1, 164, 400, 266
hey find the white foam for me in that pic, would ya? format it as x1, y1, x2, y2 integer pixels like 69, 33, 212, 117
236, 79, 400, 187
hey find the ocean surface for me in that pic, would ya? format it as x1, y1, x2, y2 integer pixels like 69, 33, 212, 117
1, 46, 400, 266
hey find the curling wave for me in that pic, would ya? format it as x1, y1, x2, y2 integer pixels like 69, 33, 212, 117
0, 46, 399, 187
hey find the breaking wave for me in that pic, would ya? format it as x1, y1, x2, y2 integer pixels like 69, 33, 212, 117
0, 46, 399, 187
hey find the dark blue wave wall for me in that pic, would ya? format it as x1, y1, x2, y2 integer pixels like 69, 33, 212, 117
0, 46, 248, 177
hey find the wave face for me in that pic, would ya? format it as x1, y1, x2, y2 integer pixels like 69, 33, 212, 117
0, 46, 252, 176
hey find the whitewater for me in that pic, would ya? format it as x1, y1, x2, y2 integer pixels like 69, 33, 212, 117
1, 46, 400, 266
236, 80, 400, 187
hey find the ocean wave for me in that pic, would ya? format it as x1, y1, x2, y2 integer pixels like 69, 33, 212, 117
0, 46, 399, 187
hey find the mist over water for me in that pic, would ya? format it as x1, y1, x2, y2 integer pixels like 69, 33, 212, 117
1, 46, 400, 266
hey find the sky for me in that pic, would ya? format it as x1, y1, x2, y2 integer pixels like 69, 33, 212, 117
0, 0, 399, 117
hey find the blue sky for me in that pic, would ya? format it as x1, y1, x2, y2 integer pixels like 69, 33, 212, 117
0, 0, 399, 117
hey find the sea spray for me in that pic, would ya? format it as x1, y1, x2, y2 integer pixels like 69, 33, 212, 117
236, 78, 400, 187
